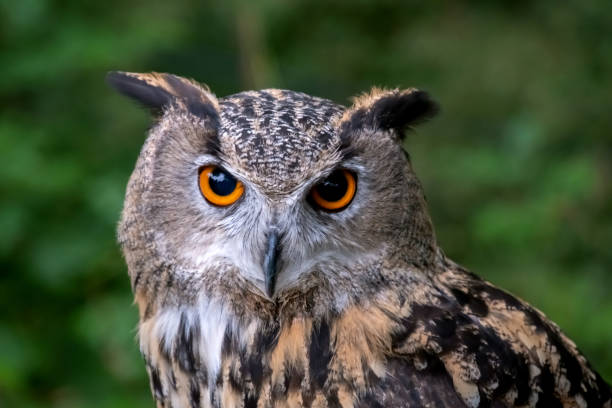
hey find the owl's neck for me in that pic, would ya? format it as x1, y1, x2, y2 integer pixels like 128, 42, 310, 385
137, 288, 403, 407
135, 258, 449, 407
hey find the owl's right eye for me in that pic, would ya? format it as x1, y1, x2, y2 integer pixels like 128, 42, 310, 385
199, 166, 244, 206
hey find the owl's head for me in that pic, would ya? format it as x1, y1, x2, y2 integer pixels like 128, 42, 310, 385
109, 72, 438, 318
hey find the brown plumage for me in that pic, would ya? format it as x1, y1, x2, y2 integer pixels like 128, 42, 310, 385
108, 71, 611, 407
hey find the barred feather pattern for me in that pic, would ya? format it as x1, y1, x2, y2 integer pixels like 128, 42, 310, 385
138, 257, 611, 408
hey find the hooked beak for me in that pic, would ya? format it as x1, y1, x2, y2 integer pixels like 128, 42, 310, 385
263, 229, 280, 298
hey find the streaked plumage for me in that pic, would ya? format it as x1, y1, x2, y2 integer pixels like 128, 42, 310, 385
108, 71, 611, 407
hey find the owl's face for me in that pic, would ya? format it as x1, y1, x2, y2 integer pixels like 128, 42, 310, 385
110, 72, 437, 315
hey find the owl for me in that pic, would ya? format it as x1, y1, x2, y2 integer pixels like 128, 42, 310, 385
108, 71, 611, 408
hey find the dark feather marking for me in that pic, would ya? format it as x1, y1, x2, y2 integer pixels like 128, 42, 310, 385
308, 319, 332, 388
132, 269, 143, 290
370, 91, 439, 132
279, 111, 294, 127
243, 393, 258, 408
143, 302, 153, 321
215, 370, 223, 387
390, 316, 417, 351
511, 355, 532, 406
161, 272, 175, 308
198, 369, 208, 390
106, 71, 173, 115
360, 356, 381, 392
403, 300, 542, 407
174, 311, 200, 373
189, 378, 201, 408
337, 135, 362, 162
469, 281, 612, 404
317, 130, 333, 146
535, 366, 563, 408
149, 265, 164, 306
593, 375, 612, 407
356, 395, 384, 408
141, 265, 164, 320
340, 91, 438, 138
410, 304, 459, 350
357, 356, 467, 407
286, 364, 305, 392
242, 103, 255, 118
527, 307, 585, 394
209, 389, 217, 408
187, 97, 216, 119
478, 283, 608, 400
272, 362, 304, 401
431, 314, 456, 338
326, 389, 341, 408
253, 323, 280, 353
451, 288, 489, 317
258, 90, 276, 103
401, 148, 413, 164
527, 304, 611, 405
461, 321, 531, 406
167, 369, 177, 391
339, 108, 367, 138
240, 324, 278, 400
271, 379, 286, 401
262, 114, 272, 128
163, 75, 204, 104
228, 362, 243, 394
150, 365, 165, 401
187, 100, 219, 125
301, 383, 316, 408
107, 72, 219, 123
241, 352, 264, 392
162, 74, 219, 123
221, 324, 238, 358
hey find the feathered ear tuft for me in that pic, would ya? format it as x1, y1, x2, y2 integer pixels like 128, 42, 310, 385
339, 87, 438, 138
106, 71, 219, 120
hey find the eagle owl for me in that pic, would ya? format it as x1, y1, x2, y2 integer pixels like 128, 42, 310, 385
108, 71, 611, 408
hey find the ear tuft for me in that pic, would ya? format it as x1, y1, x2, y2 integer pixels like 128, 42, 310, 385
106, 71, 172, 114
106, 71, 219, 120
369, 89, 438, 130
340, 88, 438, 138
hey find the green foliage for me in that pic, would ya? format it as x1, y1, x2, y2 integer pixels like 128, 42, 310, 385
1, 0, 610, 406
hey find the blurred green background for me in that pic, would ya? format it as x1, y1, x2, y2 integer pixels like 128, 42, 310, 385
1, 0, 611, 406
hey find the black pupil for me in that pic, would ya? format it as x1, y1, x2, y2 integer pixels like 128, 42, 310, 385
209, 168, 237, 196
316, 171, 348, 202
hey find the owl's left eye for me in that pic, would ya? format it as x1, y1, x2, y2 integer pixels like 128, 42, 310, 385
199, 166, 244, 206
310, 169, 357, 212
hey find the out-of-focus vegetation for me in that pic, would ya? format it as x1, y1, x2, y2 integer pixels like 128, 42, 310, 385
0, 0, 610, 406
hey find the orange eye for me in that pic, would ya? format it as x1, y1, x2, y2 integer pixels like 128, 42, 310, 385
310, 170, 356, 212
199, 166, 244, 206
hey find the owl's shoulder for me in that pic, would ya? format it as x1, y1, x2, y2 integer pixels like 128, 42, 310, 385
371, 261, 611, 407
